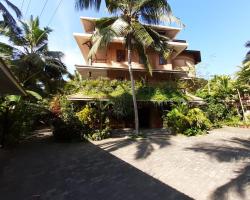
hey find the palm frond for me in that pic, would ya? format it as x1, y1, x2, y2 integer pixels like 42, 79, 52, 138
75, 0, 102, 11
0, 42, 22, 59
131, 21, 154, 48
134, 0, 171, 24
110, 17, 130, 36
4, 0, 22, 18
144, 25, 172, 59
245, 41, 250, 48
89, 18, 121, 58
0, 2, 16, 27
95, 17, 118, 30
105, 0, 128, 14
135, 42, 152, 75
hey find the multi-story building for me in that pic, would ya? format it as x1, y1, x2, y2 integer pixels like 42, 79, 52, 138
73, 17, 201, 82
71, 17, 202, 128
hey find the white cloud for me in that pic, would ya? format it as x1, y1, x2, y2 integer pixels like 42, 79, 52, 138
62, 47, 83, 74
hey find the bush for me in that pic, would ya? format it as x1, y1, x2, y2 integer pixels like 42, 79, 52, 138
205, 101, 228, 123
50, 95, 84, 142
163, 105, 212, 136
86, 127, 111, 141
0, 95, 49, 146
76, 103, 111, 141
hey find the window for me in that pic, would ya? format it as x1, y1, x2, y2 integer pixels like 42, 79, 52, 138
116, 50, 126, 62
159, 55, 167, 65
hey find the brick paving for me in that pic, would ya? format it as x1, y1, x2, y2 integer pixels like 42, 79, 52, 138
0, 130, 191, 200
93, 127, 250, 200
0, 127, 249, 200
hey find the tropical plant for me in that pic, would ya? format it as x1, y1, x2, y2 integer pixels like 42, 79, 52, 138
237, 42, 250, 91
237, 62, 250, 88
0, 0, 21, 32
0, 92, 49, 146
50, 95, 84, 141
76, 0, 181, 134
0, 16, 69, 96
76, 102, 111, 141
163, 105, 212, 136
243, 41, 250, 64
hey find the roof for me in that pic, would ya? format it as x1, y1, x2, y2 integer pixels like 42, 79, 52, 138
80, 16, 182, 39
0, 59, 26, 96
179, 50, 201, 64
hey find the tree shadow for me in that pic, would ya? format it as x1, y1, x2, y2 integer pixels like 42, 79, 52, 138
186, 137, 250, 200
97, 131, 172, 160
0, 136, 192, 200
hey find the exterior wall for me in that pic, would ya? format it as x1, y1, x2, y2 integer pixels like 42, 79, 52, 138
90, 43, 173, 71
173, 54, 196, 77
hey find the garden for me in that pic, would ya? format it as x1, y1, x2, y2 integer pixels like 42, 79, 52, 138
0, 0, 249, 147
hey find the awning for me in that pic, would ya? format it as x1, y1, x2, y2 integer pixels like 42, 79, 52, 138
0, 59, 26, 96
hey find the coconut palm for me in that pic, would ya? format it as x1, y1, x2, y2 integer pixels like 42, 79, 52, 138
0, 0, 21, 32
243, 41, 250, 64
236, 42, 250, 91
0, 16, 69, 96
76, 0, 181, 134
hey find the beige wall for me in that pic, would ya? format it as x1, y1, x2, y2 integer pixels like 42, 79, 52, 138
88, 43, 173, 70
173, 54, 196, 77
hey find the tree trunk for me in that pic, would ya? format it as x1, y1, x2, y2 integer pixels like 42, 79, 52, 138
237, 89, 247, 122
127, 37, 139, 134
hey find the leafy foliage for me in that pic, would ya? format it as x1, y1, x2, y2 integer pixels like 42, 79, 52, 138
0, 0, 21, 33
0, 16, 69, 96
67, 78, 187, 118
50, 95, 85, 142
0, 93, 49, 146
163, 105, 212, 136
76, 103, 110, 141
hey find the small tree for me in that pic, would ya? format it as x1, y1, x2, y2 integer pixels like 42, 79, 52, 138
0, 16, 69, 96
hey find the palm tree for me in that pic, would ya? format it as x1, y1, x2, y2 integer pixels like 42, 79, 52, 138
0, 16, 69, 96
0, 0, 22, 32
243, 41, 250, 64
76, 0, 181, 134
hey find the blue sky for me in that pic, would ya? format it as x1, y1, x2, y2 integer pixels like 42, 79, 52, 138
6, 0, 250, 78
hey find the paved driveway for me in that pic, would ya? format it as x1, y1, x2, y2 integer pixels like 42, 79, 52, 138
0, 127, 249, 200
93, 127, 250, 200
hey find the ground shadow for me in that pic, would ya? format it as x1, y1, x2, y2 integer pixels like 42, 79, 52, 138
99, 130, 172, 160
0, 136, 191, 200
186, 137, 250, 200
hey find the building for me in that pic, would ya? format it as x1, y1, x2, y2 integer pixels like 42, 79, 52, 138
71, 17, 201, 128
74, 17, 201, 82
0, 58, 26, 96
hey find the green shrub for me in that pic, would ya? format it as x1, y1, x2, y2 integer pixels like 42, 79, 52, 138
164, 105, 212, 136
86, 127, 111, 141
75, 104, 96, 128
205, 101, 228, 123
0, 95, 49, 146
76, 103, 111, 141
50, 95, 84, 142
184, 128, 206, 136
186, 108, 212, 131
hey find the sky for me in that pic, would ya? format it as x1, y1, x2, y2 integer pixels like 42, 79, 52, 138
4, 0, 250, 78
